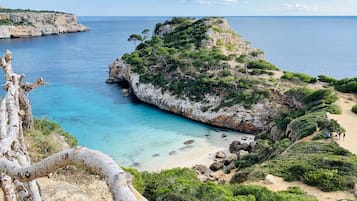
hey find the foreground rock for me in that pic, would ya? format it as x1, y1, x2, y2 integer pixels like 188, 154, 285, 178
209, 161, 224, 171
0, 9, 88, 39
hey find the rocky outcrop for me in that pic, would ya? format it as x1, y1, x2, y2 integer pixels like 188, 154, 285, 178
107, 59, 281, 134
107, 18, 285, 135
0, 10, 88, 39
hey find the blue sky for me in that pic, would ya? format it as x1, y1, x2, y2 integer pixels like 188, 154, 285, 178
1, 0, 357, 16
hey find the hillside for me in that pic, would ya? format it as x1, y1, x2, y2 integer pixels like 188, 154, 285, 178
108, 17, 287, 134
0, 8, 88, 39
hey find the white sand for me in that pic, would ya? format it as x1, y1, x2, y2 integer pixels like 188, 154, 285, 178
327, 92, 357, 155
137, 133, 253, 172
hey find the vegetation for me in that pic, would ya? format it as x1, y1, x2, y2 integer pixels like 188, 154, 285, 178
25, 119, 77, 162
282, 71, 317, 83
123, 17, 273, 109
352, 104, 357, 114
334, 78, 357, 93
0, 17, 33, 26
247, 60, 279, 70
274, 87, 341, 140
0, 19, 10, 25
0, 8, 66, 14
318, 75, 337, 84
261, 141, 357, 192
125, 168, 317, 201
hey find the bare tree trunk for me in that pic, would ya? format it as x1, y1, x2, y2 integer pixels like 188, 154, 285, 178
0, 175, 16, 201
18, 91, 34, 130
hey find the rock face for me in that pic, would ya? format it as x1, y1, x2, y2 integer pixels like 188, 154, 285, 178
107, 59, 278, 134
0, 10, 88, 39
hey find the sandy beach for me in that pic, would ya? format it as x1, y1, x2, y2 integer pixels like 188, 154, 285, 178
137, 133, 254, 172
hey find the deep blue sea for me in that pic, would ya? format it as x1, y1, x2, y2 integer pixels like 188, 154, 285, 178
0, 16, 356, 167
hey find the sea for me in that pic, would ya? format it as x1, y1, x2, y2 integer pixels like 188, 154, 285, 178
0, 16, 356, 167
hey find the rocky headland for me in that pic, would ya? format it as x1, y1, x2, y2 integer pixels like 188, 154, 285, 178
107, 17, 288, 135
0, 8, 88, 39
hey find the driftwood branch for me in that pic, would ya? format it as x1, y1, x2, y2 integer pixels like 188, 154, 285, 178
0, 147, 147, 201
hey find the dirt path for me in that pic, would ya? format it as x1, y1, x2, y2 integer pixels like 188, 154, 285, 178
327, 92, 357, 155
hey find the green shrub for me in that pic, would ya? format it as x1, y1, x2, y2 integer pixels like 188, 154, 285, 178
334, 78, 357, 93
122, 167, 145, 194
260, 141, 357, 192
274, 110, 305, 130
308, 104, 342, 114
352, 104, 357, 114
282, 71, 317, 83
138, 168, 316, 201
303, 89, 338, 105
304, 169, 344, 191
284, 87, 313, 102
318, 75, 337, 84
247, 60, 279, 70
0, 19, 10, 25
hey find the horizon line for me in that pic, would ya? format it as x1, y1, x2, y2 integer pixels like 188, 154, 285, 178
77, 15, 357, 17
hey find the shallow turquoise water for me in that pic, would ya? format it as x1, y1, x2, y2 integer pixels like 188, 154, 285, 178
0, 16, 356, 167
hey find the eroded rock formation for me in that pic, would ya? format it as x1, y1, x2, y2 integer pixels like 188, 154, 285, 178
0, 10, 88, 39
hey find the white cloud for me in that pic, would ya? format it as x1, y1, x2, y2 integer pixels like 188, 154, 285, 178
280, 2, 357, 14
284, 3, 312, 11
190, 0, 240, 5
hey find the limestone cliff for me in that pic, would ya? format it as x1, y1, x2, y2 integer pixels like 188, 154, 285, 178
0, 9, 88, 39
107, 17, 286, 134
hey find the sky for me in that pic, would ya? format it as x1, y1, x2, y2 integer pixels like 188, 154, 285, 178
1, 0, 357, 16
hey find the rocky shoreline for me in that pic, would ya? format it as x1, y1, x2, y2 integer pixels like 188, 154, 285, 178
0, 10, 88, 39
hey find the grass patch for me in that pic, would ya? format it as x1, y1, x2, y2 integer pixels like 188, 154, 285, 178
247, 60, 279, 70
25, 119, 77, 162
282, 71, 317, 83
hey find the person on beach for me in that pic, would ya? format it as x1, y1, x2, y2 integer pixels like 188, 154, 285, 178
343, 133, 346, 141
338, 132, 342, 140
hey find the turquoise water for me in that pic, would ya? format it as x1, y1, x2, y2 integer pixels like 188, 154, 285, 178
0, 16, 356, 167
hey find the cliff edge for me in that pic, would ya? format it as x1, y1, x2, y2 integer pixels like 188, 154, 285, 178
0, 8, 88, 39
107, 17, 287, 134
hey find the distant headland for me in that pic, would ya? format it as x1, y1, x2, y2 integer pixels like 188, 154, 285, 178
0, 8, 88, 39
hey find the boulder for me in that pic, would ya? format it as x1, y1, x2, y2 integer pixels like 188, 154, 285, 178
223, 154, 238, 166
264, 174, 276, 185
209, 161, 223, 171
229, 141, 251, 154
192, 165, 208, 174
215, 151, 226, 159
239, 150, 249, 157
